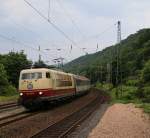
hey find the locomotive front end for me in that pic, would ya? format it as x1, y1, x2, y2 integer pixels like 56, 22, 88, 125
18, 68, 52, 108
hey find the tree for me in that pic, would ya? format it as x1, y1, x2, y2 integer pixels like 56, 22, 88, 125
33, 60, 48, 68
0, 64, 9, 95
0, 64, 9, 86
0, 51, 32, 87
136, 60, 150, 101
141, 60, 150, 82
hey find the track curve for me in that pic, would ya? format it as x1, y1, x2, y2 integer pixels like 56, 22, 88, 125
31, 89, 108, 138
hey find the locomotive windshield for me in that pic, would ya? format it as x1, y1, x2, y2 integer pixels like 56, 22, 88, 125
21, 72, 42, 80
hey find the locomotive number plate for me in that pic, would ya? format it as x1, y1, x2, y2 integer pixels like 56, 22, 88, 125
27, 83, 33, 90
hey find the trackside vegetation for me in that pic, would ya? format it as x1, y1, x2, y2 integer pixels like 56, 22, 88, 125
0, 51, 32, 101
64, 29, 150, 114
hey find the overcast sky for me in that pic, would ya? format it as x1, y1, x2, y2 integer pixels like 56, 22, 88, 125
0, 0, 150, 64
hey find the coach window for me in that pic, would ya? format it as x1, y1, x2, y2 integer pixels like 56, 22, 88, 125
46, 72, 51, 78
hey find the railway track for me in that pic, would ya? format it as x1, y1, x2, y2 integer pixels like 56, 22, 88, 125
0, 102, 19, 110
0, 111, 39, 128
31, 92, 107, 138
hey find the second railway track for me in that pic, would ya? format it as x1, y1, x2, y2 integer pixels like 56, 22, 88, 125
0, 102, 19, 110
0, 111, 39, 128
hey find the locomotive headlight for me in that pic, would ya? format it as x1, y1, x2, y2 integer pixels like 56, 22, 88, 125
20, 93, 23, 96
39, 91, 43, 95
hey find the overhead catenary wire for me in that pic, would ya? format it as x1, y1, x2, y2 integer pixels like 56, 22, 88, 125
77, 23, 117, 45
10, 18, 69, 49
96, 43, 99, 52
9, 19, 65, 52
1, 4, 78, 62
76, 22, 117, 54
9, 19, 41, 44
23, 0, 86, 54
2, 1, 121, 64
0, 33, 56, 61
48, 0, 51, 21
6, 14, 83, 60
56, 0, 86, 39
0, 14, 76, 64
9, 18, 64, 56
54, 0, 116, 54
0, 34, 38, 52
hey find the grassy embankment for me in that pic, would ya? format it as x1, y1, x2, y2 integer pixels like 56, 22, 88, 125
0, 95, 19, 103
0, 86, 19, 103
96, 82, 150, 114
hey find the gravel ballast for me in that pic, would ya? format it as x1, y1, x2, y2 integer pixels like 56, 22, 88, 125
88, 103, 150, 138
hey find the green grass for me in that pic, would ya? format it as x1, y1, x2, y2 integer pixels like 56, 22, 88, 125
96, 83, 150, 114
0, 94, 19, 103
135, 103, 150, 114
0, 85, 19, 103
111, 86, 150, 114
96, 82, 113, 91
110, 85, 138, 102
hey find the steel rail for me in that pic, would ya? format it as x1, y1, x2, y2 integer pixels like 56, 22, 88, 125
31, 92, 107, 138
0, 102, 19, 110
0, 111, 39, 128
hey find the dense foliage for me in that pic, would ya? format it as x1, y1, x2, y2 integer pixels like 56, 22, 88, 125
141, 60, 150, 83
64, 29, 150, 84
64, 28, 150, 103
0, 51, 32, 87
0, 51, 32, 95
0, 64, 17, 95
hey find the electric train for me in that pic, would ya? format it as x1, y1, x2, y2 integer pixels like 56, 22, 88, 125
18, 68, 90, 109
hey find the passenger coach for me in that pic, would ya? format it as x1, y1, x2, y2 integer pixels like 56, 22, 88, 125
19, 68, 90, 108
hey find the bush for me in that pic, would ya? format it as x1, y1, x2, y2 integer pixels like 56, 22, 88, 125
111, 85, 138, 101
96, 82, 113, 91
0, 64, 9, 87
96, 81, 103, 89
141, 60, 150, 82
121, 86, 138, 100
126, 79, 139, 86
102, 83, 113, 91
0, 64, 9, 95
136, 103, 150, 113
0, 64, 17, 96
2, 85, 17, 96
142, 86, 150, 103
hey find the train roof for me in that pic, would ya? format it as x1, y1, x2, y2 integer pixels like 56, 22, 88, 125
20, 68, 50, 73
20, 68, 72, 75
20, 68, 90, 80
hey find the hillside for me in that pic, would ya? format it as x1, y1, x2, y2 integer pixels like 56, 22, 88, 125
64, 28, 150, 84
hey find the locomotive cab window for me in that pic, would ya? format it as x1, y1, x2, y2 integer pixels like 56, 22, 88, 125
21, 72, 42, 80
31, 72, 42, 79
46, 72, 51, 78
22, 73, 30, 80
